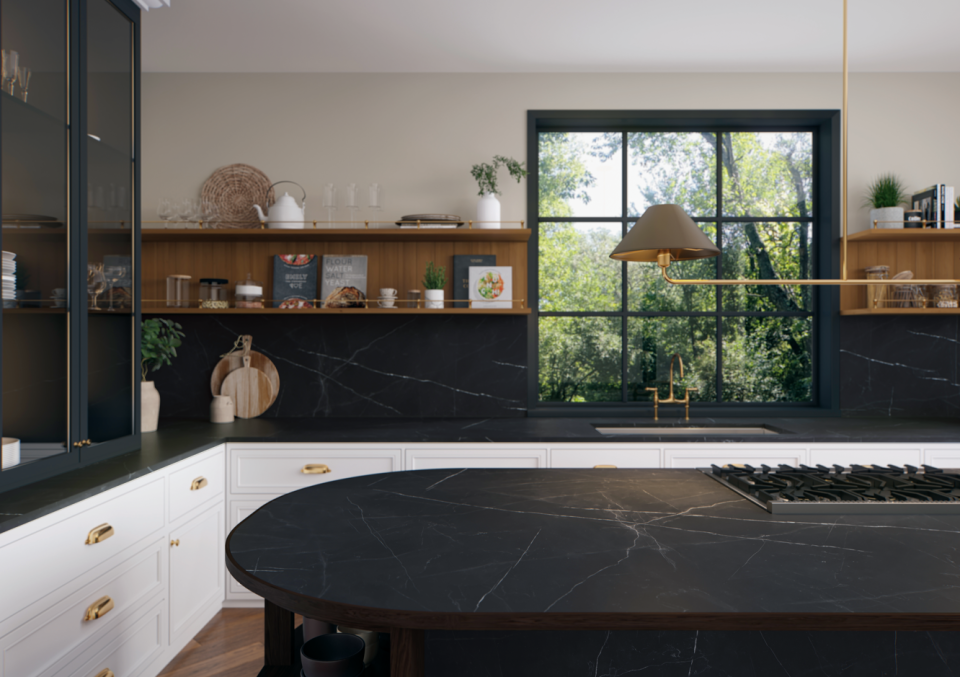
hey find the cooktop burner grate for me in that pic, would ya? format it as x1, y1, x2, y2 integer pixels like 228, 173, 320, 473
701, 464, 960, 514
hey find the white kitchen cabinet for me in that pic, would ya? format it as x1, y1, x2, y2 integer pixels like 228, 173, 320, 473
550, 445, 662, 468
809, 446, 922, 469
663, 445, 807, 469
225, 498, 271, 605
405, 446, 547, 470
230, 445, 401, 494
168, 502, 224, 648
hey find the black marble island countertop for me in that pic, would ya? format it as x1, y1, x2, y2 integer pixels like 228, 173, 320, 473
2, 415, 960, 535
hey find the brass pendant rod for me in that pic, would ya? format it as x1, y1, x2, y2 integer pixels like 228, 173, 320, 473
842, 0, 849, 281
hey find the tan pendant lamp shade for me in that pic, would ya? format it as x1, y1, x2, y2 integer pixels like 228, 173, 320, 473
610, 204, 720, 263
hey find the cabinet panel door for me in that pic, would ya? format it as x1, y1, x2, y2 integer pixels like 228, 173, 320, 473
226, 498, 270, 602
551, 446, 661, 468
406, 448, 547, 470
809, 447, 921, 469
169, 503, 223, 641
664, 447, 806, 469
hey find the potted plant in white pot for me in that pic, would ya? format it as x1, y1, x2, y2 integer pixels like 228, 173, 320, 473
423, 261, 446, 309
470, 155, 528, 229
140, 318, 184, 433
864, 173, 907, 229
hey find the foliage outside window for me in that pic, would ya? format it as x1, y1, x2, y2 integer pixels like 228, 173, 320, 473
537, 128, 815, 405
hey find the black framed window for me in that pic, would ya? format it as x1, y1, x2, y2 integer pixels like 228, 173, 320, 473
526, 111, 840, 415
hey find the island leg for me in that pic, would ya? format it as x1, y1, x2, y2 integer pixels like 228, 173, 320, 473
264, 599, 297, 666
390, 627, 424, 677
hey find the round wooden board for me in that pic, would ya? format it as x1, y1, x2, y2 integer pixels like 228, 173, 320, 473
211, 350, 279, 407
220, 365, 274, 419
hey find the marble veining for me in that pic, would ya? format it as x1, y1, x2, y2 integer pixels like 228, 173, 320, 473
227, 469, 960, 615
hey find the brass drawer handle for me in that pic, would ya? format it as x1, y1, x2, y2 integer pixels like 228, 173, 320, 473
83, 596, 114, 621
95, 670, 115, 677
594, 465, 618, 469
301, 464, 331, 475
190, 476, 208, 491
85, 523, 114, 545
171, 539, 180, 547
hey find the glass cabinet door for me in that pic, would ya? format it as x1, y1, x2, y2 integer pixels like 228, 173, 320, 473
1, 0, 71, 469
84, 0, 136, 448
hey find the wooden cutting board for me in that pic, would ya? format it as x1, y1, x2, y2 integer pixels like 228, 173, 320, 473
210, 336, 280, 407
220, 355, 274, 419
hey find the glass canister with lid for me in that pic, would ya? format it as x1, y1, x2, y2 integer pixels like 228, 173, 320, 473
199, 278, 229, 309
930, 285, 958, 308
863, 265, 889, 309
235, 274, 264, 308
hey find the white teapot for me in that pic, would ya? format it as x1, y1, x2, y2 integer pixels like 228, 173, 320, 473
253, 181, 306, 229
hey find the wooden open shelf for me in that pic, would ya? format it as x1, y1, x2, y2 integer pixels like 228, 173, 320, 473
840, 307, 960, 316
847, 229, 960, 243
141, 226, 530, 315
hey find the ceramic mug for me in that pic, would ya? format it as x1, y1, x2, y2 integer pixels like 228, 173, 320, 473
379, 287, 397, 298
377, 298, 396, 308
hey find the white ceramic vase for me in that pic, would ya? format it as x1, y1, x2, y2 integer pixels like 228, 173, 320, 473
210, 395, 235, 424
141, 381, 160, 433
476, 192, 501, 229
870, 206, 904, 230
425, 289, 444, 309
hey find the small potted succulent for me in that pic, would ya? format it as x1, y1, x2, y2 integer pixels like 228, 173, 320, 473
863, 173, 908, 229
423, 261, 446, 309
470, 155, 528, 229
140, 318, 185, 433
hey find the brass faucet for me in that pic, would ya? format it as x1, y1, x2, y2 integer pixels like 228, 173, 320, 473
645, 353, 698, 421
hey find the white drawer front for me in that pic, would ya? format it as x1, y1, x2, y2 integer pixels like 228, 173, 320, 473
227, 499, 270, 601
809, 447, 922, 469
924, 449, 960, 470
665, 447, 806, 469
52, 595, 166, 677
2, 540, 164, 677
168, 446, 225, 523
551, 447, 661, 468
232, 448, 400, 494
406, 448, 547, 470
0, 477, 165, 623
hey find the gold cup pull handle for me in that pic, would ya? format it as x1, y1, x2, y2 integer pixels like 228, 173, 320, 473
83, 595, 114, 622
301, 464, 331, 475
85, 523, 114, 545
95, 670, 115, 677
190, 476, 208, 491
593, 465, 618, 469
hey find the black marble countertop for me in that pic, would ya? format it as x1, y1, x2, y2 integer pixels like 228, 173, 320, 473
2, 415, 960, 536
227, 468, 960, 624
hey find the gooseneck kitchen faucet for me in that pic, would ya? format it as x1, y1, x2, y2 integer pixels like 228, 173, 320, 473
645, 353, 698, 421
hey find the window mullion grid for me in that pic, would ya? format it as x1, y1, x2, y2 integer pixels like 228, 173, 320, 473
715, 131, 723, 404
621, 132, 629, 403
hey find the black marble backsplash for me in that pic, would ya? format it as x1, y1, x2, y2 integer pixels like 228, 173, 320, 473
151, 314, 528, 419
152, 314, 955, 419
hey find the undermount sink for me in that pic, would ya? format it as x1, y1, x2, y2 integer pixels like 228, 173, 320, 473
594, 425, 781, 436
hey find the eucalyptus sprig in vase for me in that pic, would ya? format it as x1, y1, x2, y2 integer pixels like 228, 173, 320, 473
470, 155, 528, 229
423, 261, 447, 309
140, 318, 185, 433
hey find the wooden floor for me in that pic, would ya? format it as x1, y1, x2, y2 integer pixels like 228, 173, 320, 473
159, 609, 299, 677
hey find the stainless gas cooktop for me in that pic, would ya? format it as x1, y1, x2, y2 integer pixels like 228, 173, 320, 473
703, 463, 960, 514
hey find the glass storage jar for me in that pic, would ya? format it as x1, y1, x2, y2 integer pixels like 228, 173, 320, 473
199, 278, 229, 309
863, 265, 889, 309
930, 285, 958, 308
235, 273, 264, 309
166, 274, 191, 308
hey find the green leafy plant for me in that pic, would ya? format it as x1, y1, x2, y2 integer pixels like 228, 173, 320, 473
863, 173, 908, 209
471, 155, 529, 196
422, 261, 446, 290
141, 318, 184, 381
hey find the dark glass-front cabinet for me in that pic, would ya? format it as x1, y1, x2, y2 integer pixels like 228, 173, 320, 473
0, 0, 140, 491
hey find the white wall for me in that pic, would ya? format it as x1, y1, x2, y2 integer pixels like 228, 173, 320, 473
142, 73, 960, 233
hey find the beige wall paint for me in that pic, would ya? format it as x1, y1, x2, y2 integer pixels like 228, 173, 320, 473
142, 73, 960, 233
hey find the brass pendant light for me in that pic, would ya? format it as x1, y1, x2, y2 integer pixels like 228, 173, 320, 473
611, 0, 958, 288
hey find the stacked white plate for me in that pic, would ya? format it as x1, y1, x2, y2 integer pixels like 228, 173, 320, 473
2, 251, 15, 306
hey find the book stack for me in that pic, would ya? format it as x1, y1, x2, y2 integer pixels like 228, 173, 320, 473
912, 185, 955, 229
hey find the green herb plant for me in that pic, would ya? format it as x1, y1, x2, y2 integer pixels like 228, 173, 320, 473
863, 173, 908, 209
141, 318, 185, 381
422, 261, 446, 290
471, 155, 529, 196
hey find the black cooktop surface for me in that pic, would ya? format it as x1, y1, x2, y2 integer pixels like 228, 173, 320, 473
704, 464, 960, 514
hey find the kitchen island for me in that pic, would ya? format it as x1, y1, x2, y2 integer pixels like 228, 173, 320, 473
226, 468, 960, 677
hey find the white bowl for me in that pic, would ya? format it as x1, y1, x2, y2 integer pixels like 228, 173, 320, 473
2, 437, 20, 468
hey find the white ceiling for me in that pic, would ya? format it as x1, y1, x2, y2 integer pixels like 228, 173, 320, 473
142, 0, 960, 73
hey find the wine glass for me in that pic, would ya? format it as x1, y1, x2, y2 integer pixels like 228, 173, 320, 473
103, 265, 129, 311
345, 183, 360, 226
16, 67, 30, 103
176, 198, 196, 228
157, 198, 174, 228
1, 50, 18, 95
87, 263, 106, 311
200, 200, 220, 229
322, 184, 338, 228
367, 183, 382, 211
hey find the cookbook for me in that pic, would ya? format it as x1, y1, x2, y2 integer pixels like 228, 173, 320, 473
468, 266, 512, 309
272, 254, 318, 308
320, 255, 368, 307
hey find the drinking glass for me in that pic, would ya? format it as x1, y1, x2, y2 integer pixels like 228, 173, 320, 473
157, 198, 174, 228
87, 263, 107, 311
344, 183, 360, 226
103, 265, 129, 311
200, 200, 220, 229
176, 199, 196, 228
367, 183, 382, 214
16, 67, 30, 103
2, 50, 18, 95
322, 184, 338, 227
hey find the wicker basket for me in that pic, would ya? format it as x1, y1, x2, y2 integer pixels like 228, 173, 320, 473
201, 164, 275, 229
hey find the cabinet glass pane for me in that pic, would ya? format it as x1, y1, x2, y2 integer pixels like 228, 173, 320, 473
86, 0, 134, 444
1, 0, 69, 467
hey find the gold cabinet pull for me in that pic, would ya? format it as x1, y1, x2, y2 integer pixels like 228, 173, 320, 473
301, 464, 331, 475
95, 670, 115, 677
85, 523, 114, 545
83, 596, 114, 621
190, 476, 208, 491
594, 465, 618, 469
171, 539, 180, 547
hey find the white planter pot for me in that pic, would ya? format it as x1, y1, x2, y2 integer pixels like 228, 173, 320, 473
425, 289, 444, 309
141, 381, 160, 433
476, 192, 501, 229
870, 206, 904, 230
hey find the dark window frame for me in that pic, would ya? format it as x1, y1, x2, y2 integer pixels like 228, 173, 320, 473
526, 110, 841, 418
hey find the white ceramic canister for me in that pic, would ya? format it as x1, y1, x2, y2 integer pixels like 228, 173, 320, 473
1, 437, 20, 469
211, 395, 235, 423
